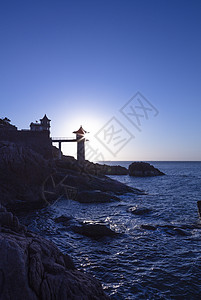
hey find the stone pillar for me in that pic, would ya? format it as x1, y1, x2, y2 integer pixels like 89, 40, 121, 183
77, 134, 85, 163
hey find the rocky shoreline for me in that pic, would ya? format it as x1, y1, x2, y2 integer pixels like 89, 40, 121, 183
0, 141, 142, 299
0, 206, 110, 299
0, 141, 143, 212
0, 141, 164, 299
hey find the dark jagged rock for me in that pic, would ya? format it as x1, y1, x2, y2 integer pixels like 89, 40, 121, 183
56, 157, 128, 175
53, 167, 142, 196
54, 215, 73, 225
0, 141, 52, 209
76, 190, 120, 203
84, 161, 128, 175
129, 162, 165, 177
141, 224, 156, 230
197, 201, 201, 217
0, 207, 110, 299
0, 141, 143, 211
54, 216, 118, 239
128, 206, 151, 215
72, 221, 118, 238
173, 228, 189, 236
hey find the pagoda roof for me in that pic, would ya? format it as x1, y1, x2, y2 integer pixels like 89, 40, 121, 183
73, 125, 88, 135
40, 114, 51, 121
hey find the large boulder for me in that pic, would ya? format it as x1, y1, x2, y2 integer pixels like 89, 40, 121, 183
128, 205, 152, 215
129, 162, 165, 177
197, 201, 201, 217
72, 221, 118, 238
0, 206, 110, 299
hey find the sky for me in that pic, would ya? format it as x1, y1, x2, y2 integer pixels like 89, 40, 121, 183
0, 0, 201, 161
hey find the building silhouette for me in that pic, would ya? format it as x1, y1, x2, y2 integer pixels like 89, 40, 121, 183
0, 115, 52, 158
30, 114, 51, 131
73, 126, 88, 163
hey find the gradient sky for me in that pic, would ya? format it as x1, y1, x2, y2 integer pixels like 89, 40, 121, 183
1, 0, 201, 161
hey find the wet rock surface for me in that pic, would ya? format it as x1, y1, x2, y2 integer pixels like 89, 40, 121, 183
72, 221, 118, 238
128, 206, 152, 215
129, 162, 165, 177
0, 206, 110, 299
55, 216, 119, 239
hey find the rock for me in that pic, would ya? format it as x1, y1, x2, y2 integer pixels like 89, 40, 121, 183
84, 162, 128, 175
128, 206, 151, 215
99, 164, 128, 175
197, 201, 201, 217
173, 228, 189, 236
0, 141, 143, 211
0, 141, 52, 209
0, 208, 110, 299
0, 204, 26, 232
76, 190, 120, 203
129, 162, 165, 177
53, 170, 143, 197
54, 215, 73, 225
57, 158, 128, 176
72, 221, 118, 238
141, 224, 156, 230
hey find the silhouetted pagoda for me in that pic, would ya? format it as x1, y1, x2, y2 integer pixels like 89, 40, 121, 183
30, 114, 51, 131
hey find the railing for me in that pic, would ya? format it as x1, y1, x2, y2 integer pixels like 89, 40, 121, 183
51, 137, 75, 141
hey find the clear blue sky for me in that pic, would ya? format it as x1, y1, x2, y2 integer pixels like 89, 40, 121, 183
1, 0, 201, 161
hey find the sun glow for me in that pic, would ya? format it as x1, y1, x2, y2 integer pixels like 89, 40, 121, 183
52, 112, 107, 161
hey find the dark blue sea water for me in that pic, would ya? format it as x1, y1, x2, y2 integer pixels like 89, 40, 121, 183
20, 162, 201, 299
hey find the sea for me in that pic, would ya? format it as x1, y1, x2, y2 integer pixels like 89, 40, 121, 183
19, 161, 201, 299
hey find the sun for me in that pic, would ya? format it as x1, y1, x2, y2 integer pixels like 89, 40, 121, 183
52, 112, 108, 161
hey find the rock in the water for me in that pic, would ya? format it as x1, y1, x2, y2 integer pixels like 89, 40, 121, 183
128, 206, 151, 215
0, 207, 110, 299
72, 221, 118, 238
129, 162, 165, 177
54, 215, 73, 225
90, 163, 128, 175
77, 190, 120, 203
141, 224, 156, 230
173, 228, 189, 236
197, 201, 201, 217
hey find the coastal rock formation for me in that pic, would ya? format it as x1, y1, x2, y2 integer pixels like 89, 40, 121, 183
54, 215, 73, 225
84, 161, 128, 175
56, 157, 128, 175
128, 206, 152, 215
54, 216, 118, 238
72, 221, 118, 238
55, 164, 142, 196
0, 206, 110, 299
197, 201, 201, 218
0, 142, 143, 211
0, 141, 52, 209
129, 162, 165, 177
76, 190, 120, 203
